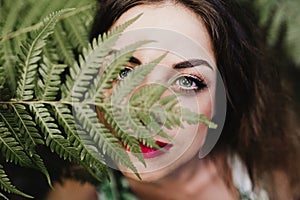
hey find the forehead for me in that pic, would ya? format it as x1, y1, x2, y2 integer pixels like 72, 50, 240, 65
111, 2, 216, 66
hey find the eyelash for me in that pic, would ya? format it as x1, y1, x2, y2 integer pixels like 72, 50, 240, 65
118, 66, 133, 80
172, 74, 207, 93
118, 67, 207, 93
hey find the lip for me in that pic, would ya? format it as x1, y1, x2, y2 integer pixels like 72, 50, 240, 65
139, 141, 173, 159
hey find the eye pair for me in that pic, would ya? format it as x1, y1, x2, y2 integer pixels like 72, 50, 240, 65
118, 67, 207, 92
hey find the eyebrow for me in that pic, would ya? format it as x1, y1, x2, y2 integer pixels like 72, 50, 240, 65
174, 59, 214, 70
128, 56, 213, 70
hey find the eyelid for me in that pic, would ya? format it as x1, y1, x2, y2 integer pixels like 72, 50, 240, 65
169, 72, 207, 85
179, 74, 206, 84
169, 73, 208, 95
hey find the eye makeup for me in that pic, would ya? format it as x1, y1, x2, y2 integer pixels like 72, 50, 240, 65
171, 73, 207, 94
116, 56, 211, 95
118, 66, 133, 79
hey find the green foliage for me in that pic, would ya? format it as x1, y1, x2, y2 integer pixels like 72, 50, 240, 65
0, 164, 33, 199
0, 1, 216, 199
254, 0, 300, 67
1, 0, 299, 199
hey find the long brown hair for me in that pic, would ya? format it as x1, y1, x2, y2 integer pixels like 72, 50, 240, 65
91, 0, 300, 198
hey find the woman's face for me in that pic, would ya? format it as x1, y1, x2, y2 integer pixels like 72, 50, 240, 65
109, 2, 217, 181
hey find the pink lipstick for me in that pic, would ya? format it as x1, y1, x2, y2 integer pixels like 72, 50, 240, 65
139, 141, 172, 159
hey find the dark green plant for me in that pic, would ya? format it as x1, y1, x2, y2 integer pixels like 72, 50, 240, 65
254, 0, 300, 67
0, 2, 216, 199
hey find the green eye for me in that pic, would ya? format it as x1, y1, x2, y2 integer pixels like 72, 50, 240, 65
174, 75, 207, 91
119, 67, 133, 79
177, 76, 195, 88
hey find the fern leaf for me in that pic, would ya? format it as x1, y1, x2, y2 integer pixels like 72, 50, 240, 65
20, 1, 50, 28
120, 106, 169, 146
89, 40, 151, 103
101, 107, 146, 166
181, 108, 217, 129
52, 23, 76, 66
64, 17, 89, 50
0, 105, 51, 186
0, 48, 5, 90
128, 83, 168, 109
74, 105, 139, 176
30, 153, 52, 187
61, 14, 142, 101
0, 46, 13, 100
0, 164, 33, 199
0, 122, 33, 167
0, 192, 9, 200
30, 103, 78, 161
52, 104, 108, 180
10, 104, 43, 153
36, 57, 67, 100
0, 107, 22, 145
109, 54, 166, 105
0, 1, 23, 93
16, 9, 71, 100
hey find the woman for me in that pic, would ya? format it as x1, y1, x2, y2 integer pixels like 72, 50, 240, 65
89, 0, 300, 199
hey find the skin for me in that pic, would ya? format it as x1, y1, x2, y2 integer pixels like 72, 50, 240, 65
46, 179, 98, 200
109, 2, 236, 199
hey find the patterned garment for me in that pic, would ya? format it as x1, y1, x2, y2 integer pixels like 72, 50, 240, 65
97, 170, 253, 200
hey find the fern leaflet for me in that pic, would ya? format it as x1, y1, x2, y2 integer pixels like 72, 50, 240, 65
36, 57, 67, 100
0, 122, 33, 167
30, 103, 78, 161
89, 40, 151, 103
16, 9, 71, 100
53, 104, 108, 180
0, 105, 51, 186
61, 14, 142, 101
0, 164, 33, 199
74, 105, 139, 177
10, 104, 44, 153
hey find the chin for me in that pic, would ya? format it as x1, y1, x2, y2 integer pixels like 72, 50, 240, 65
123, 168, 170, 183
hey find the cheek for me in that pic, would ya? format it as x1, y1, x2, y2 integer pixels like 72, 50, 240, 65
183, 91, 212, 141
179, 90, 213, 118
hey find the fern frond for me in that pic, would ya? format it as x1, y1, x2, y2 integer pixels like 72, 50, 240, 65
0, 1, 25, 93
10, 104, 43, 153
52, 23, 76, 66
0, 192, 9, 200
0, 50, 11, 100
181, 108, 217, 129
64, 16, 89, 51
16, 9, 71, 100
0, 105, 51, 186
128, 84, 168, 109
36, 57, 67, 100
1, 42, 17, 95
0, 107, 22, 144
0, 48, 5, 90
30, 103, 78, 161
0, 164, 33, 199
0, 122, 33, 167
89, 40, 151, 103
61, 14, 142, 101
52, 104, 108, 180
109, 54, 166, 105
30, 153, 52, 187
74, 105, 139, 176
101, 107, 146, 166
20, 1, 50, 28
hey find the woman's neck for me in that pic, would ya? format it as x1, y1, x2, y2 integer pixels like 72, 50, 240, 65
127, 155, 238, 200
